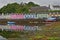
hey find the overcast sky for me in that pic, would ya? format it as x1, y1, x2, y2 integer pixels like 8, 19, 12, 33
0, 0, 60, 8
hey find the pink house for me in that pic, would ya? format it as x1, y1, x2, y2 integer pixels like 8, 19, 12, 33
10, 14, 24, 19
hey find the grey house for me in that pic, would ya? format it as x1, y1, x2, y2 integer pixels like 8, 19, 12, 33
29, 6, 50, 13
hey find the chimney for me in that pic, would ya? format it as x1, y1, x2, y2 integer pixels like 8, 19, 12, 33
49, 4, 50, 9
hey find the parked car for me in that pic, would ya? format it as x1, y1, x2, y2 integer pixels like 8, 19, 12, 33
44, 17, 56, 22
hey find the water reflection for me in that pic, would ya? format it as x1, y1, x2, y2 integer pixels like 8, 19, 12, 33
0, 25, 43, 31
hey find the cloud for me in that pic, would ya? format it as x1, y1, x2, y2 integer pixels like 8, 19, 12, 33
0, 0, 60, 8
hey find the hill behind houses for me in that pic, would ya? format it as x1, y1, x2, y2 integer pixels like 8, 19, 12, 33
0, 2, 39, 14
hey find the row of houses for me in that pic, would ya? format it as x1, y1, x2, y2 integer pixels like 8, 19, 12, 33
0, 12, 60, 19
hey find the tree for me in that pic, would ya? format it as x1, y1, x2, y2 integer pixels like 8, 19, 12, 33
27, 2, 39, 7
0, 2, 40, 14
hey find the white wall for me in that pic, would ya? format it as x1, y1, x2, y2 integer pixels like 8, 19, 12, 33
50, 5, 60, 10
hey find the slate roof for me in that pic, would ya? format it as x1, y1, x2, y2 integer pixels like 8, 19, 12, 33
53, 5, 60, 8
29, 6, 50, 13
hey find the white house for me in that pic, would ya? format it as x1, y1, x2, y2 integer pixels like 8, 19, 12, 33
49, 5, 60, 10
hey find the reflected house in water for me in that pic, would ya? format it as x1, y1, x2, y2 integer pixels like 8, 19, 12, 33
0, 25, 42, 31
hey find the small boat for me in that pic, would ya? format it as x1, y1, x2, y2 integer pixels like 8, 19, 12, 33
7, 21, 15, 24
7, 21, 15, 25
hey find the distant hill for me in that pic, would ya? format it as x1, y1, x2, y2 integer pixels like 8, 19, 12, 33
0, 2, 39, 14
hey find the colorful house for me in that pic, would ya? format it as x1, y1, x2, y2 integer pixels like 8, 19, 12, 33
10, 14, 24, 19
